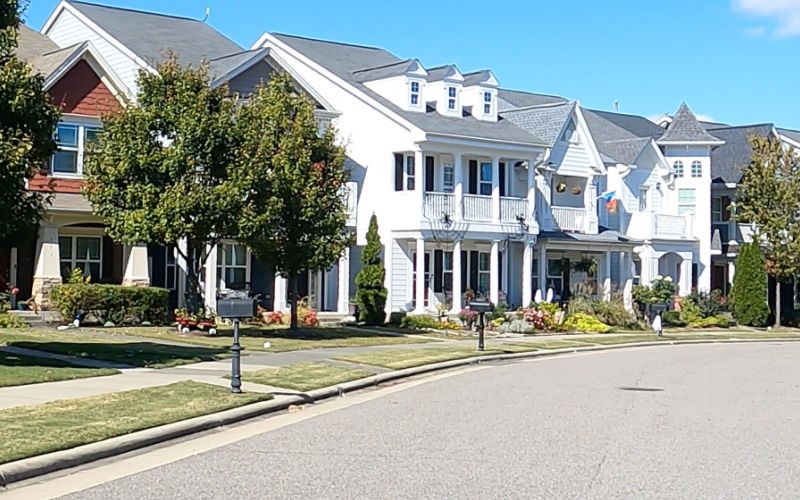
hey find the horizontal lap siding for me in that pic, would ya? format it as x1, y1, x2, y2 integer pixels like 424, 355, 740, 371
390, 240, 409, 310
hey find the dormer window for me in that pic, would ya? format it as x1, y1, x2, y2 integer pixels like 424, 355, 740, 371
410, 81, 420, 105
562, 119, 578, 143
448, 87, 457, 109
483, 91, 492, 114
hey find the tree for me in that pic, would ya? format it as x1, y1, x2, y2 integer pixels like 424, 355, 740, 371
355, 214, 387, 325
0, 0, 60, 248
236, 73, 351, 330
735, 135, 800, 326
729, 242, 769, 327
84, 57, 242, 311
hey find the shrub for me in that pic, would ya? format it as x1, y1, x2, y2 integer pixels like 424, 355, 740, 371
633, 277, 678, 308
458, 308, 478, 328
523, 307, 554, 330
662, 310, 687, 327
0, 312, 26, 328
690, 315, 731, 328
497, 319, 535, 334
729, 241, 769, 327
685, 290, 725, 318
355, 215, 387, 325
490, 317, 505, 328
488, 301, 509, 321
565, 313, 611, 333
567, 296, 636, 328
50, 284, 169, 325
400, 314, 445, 330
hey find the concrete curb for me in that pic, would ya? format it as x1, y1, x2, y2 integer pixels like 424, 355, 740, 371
2, 336, 799, 486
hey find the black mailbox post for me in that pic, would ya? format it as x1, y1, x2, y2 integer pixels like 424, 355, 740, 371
468, 299, 493, 351
217, 293, 257, 394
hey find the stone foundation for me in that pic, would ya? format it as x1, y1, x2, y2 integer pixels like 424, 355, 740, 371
31, 276, 63, 311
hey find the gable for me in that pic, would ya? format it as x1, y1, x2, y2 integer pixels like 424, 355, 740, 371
227, 60, 276, 97
550, 140, 595, 177
48, 59, 121, 115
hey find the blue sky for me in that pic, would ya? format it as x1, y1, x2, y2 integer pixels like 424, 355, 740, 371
22, 0, 800, 129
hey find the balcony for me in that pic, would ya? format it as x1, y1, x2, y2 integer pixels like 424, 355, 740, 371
422, 191, 530, 226
627, 212, 692, 240
551, 206, 587, 232
423, 192, 456, 220
500, 197, 528, 222
463, 194, 492, 221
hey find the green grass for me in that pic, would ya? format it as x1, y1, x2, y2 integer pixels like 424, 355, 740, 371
101, 325, 438, 353
242, 362, 374, 392
334, 343, 539, 370
0, 328, 230, 368
0, 380, 271, 465
0, 351, 119, 387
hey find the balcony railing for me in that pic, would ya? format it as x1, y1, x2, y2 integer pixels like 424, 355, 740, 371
341, 181, 357, 226
551, 206, 586, 232
463, 194, 492, 221
654, 214, 688, 238
423, 192, 455, 220
500, 197, 528, 222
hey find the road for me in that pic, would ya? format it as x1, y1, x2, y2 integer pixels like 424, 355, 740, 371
24, 342, 800, 498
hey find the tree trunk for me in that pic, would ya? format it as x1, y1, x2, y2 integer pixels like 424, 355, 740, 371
775, 279, 782, 328
289, 272, 299, 331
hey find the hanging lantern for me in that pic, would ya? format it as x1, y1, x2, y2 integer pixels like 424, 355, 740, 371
556, 182, 567, 193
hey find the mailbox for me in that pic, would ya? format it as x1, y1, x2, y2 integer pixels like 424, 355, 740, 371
468, 300, 493, 313
217, 297, 257, 319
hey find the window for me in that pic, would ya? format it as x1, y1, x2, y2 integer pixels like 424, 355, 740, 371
546, 258, 564, 296
483, 91, 492, 114
532, 258, 538, 296
59, 235, 102, 280
447, 86, 456, 110
691, 160, 702, 178
632, 258, 641, 286
410, 80, 420, 105
562, 119, 577, 143
216, 243, 248, 290
478, 252, 490, 293
406, 155, 416, 190
712, 197, 723, 222
673, 160, 684, 178
638, 188, 648, 212
442, 163, 454, 192
52, 123, 100, 176
678, 188, 696, 215
479, 162, 492, 195
442, 251, 453, 292
165, 246, 177, 290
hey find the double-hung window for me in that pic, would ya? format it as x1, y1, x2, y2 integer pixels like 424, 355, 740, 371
52, 123, 100, 177
477, 252, 490, 293
547, 259, 564, 295
479, 162, 492, 195
691, 160, 702, 178
673, 160, 684, 178
638, 188, 648, 212
712, 197, 723, 222
406, 156, 416, 190
410, 81, 420, 105
442, 163, 454, 192
442, 251, 453, 292
165, 246, 177, 290
483, 91, 492, 114
59, 235, 102, 280
447, 86, 457, 110
531, 258, 539, 296
678, 189, 696, 215
216, 243, 249, 290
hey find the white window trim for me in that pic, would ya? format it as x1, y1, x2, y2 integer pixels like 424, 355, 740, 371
546, 258, 564, 294
216, 242, 251, 290
442, 163, 454, 192
478, 251, 490, 293
678, 188, 696, 215
409, 79, 421, 106
447, 86, 458, 110
691, 160, 702, 178
673, 160, 684, 178
638, 187, 648, 212
405, 155, 416, 190
59, 234, 103, 280
479, 161, 492, 196
52, 121, 100, 179
482, 91, 492, 115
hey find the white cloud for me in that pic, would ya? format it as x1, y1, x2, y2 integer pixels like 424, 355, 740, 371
734, 0, 800, 37
744, 26, 767, 36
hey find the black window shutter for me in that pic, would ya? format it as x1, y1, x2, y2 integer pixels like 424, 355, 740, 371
394, 153, 403, 191
499, 162, 506, 197
461, 250, 467, 295
498, 251, 503, 297
469, 251, 479, 291
721, 196, 731, 221
433, 250, 443, 293
425, 156, 435, 192
468, 160, 478, 194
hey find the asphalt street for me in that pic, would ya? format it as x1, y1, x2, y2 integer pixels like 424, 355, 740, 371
61, 342, 800, 499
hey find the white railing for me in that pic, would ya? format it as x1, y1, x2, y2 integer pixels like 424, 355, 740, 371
463, 194, 492, 221
500, 196, 528, 222
551, 206, 586, 232
341, 181, 357, 226
654, 214, 688, 238
424, 192, 456, 220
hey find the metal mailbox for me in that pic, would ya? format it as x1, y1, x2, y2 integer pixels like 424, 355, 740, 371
216, 297, 257, 319
467, 300, 493, 313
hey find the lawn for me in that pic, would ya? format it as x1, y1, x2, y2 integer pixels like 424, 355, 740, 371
99, 325, 438, 353
0, 380, 271, 465
242, 362, 375, 392
334, 344, 539, 370
0, 328, 230, 369
0, 351, 119, 387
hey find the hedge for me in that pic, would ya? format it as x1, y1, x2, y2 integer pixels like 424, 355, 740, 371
50, 284, 169, 325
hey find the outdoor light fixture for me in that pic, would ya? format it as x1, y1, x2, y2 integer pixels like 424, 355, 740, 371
556, 183, 567, 193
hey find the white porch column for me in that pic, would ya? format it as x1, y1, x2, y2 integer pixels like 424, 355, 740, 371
176, 238, 188, 308
621, 251, 633, 312
603, 251, 612, 301
491, 156, 501, 222
450, 240, 462, 314
727, 261, 736, 286
273, 273, 288, 312
337, 247, 350, 315
538, 244, 548, 295
527, 159, 537, 226
490, 240, 500, 304
414, 148, 424, 214
679, 257, 693, 296
453, 154, 463, 221
414, 238, 426, 313
522, 240, 533, 307
203, 244, 218, 312
122, 244, 151, 286
32, 224, 62, 310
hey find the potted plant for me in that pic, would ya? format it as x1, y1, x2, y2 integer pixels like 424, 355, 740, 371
458, 308, 478, 330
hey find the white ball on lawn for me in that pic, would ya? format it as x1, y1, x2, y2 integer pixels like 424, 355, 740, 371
263, 341, 271, 349
73, 319, 80, 327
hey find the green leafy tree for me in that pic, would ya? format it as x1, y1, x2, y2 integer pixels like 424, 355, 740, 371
729, 241, 769, 327
83, 57, 243, 311
355, 214, 387, 325
236, 73, 351, 330
735, 135, 800, 326
0, 0, 60, 247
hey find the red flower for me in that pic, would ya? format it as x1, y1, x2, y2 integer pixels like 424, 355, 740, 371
11, 288, 19, 295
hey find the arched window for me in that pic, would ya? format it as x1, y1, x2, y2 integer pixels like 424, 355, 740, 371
691, 160, 702, 178
673, 160, 684, 177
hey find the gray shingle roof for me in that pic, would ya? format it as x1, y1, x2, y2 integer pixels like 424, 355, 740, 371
585, 109, 665, 139
208, 48, 268, 82
658, 102, 724, 144
707, 124, 774, 184
500, 101, 575, 146
462, 70, 494, 87
16, 25, 83, 81
270, 33, 546, 146
583, 109, 660, 164
540, 230, 640, 244
425, 64, 460, 82
497, 89, 567, 111
353, 59, 419, 82
600, 137, 652, 165
67, 1, 242, 66
777, 127, 800, 143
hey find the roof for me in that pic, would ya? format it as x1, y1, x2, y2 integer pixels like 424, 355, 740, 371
462, 70, 496, 87
777, 127, 800, 144
269, 33, 547, 146
15, 25, 82, 81
583, 109, 661, 164
539, 230, 640, 244
599, 137, 652, 165
501, 101, 576, 146
208, 48, 268, 82
497, 89, 567, 111
658, 102, 724, 144
707, 124, 774, 184
425, 64, 461, 82
66, 1, 242, 66
585, 109, 665, 139
353, 59, 419, 82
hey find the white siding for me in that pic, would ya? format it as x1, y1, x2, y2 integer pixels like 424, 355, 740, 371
46, 9, 143, 94
551, 140, 594, 177
390, 239, 410, 311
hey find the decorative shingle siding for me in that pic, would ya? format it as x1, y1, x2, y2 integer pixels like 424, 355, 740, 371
49, 60, 120, 114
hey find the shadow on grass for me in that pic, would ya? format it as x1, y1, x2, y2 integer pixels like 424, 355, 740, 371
7, 341, 230, 369
217, 327, 397, 341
